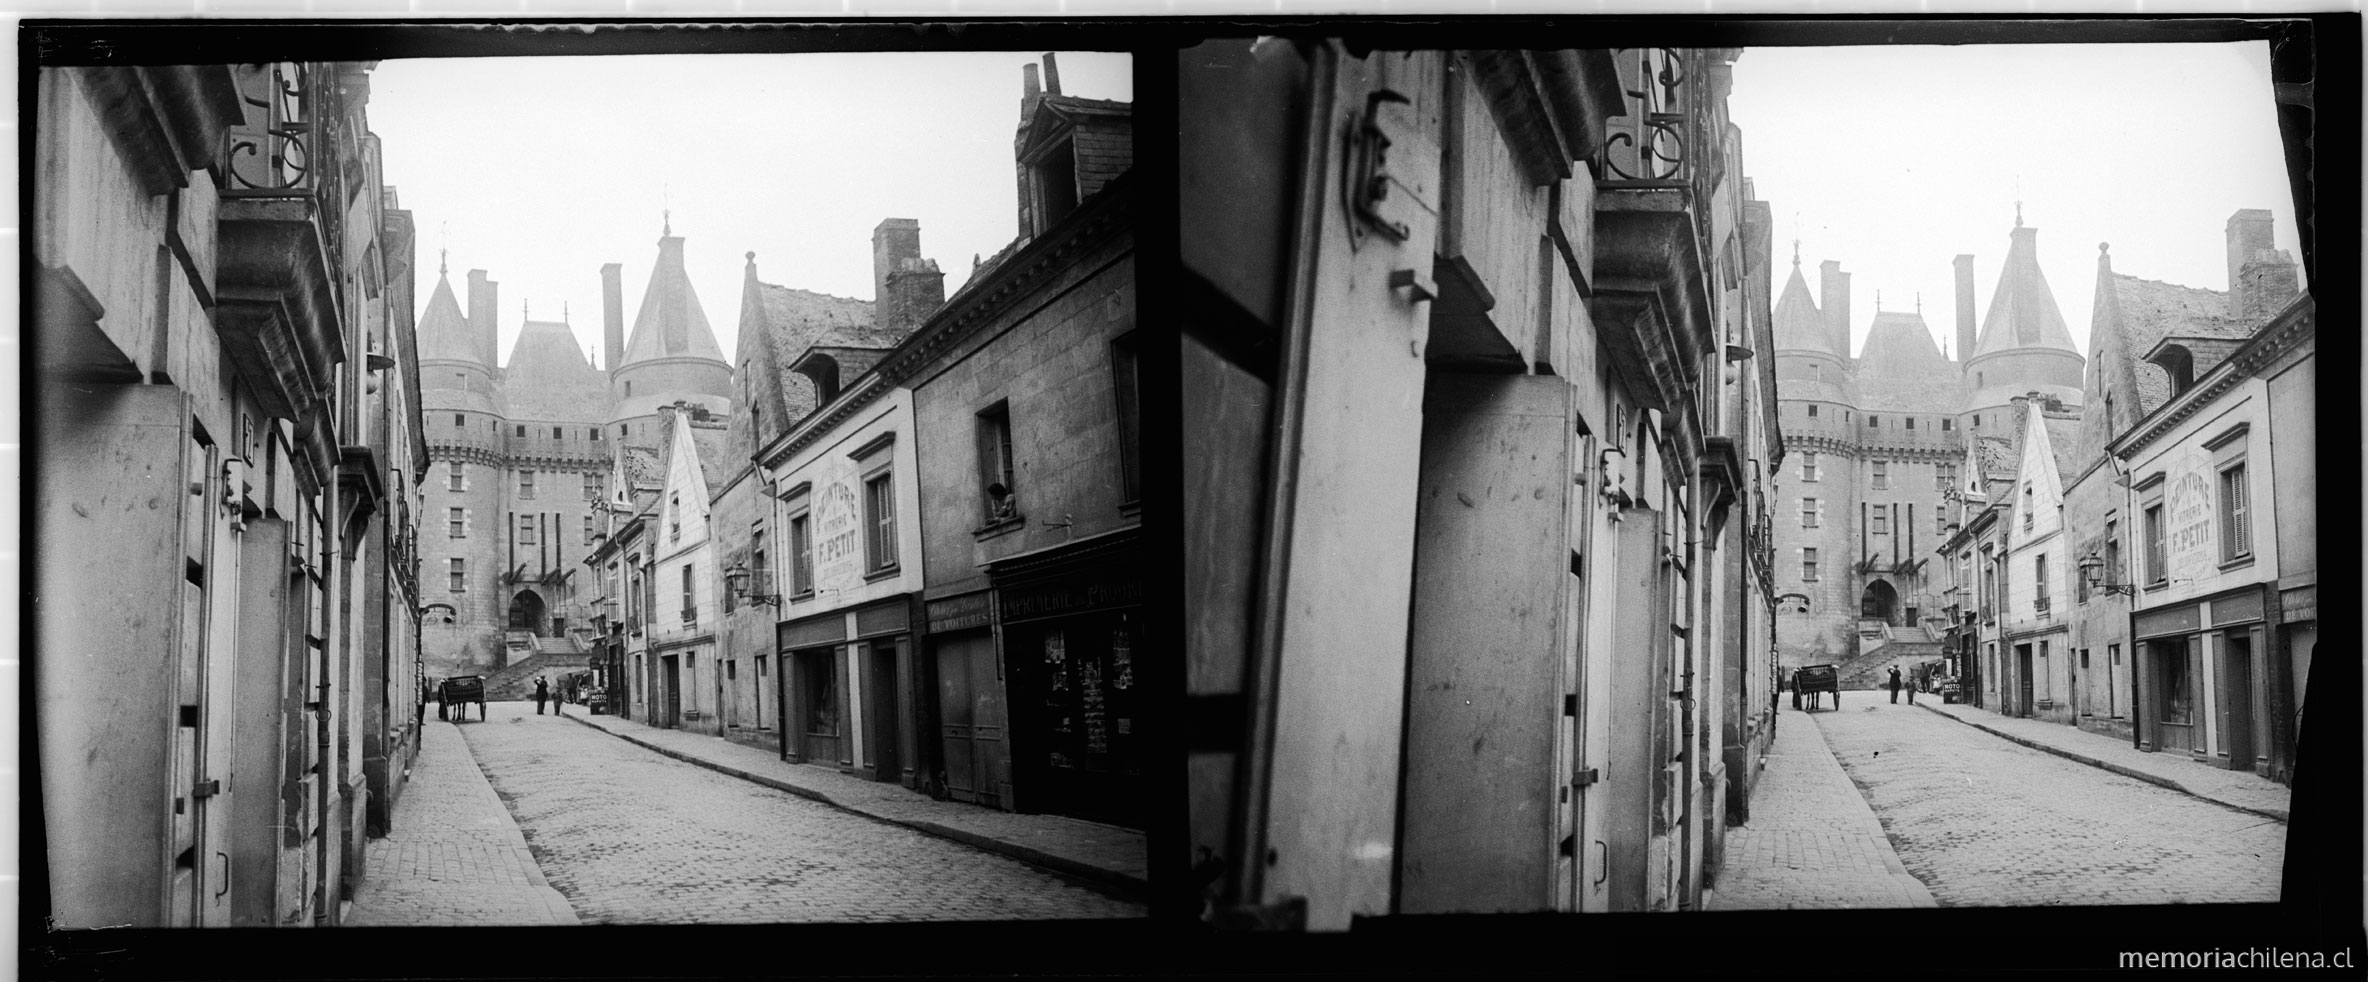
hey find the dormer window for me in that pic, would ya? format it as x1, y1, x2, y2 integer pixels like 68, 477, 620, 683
1030, 134, 1081, 232
2158, 344, 2196, 396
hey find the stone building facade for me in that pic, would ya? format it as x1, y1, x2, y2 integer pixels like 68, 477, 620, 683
1182, 44, 1781, 922
35, 61, 425, 927
1771, 212, 2086, 688
415, 222, 734, 687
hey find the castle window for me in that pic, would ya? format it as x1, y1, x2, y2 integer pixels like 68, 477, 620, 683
450, 558, 466, 593
584, 515, 595, 546
592, 428, 603, 440
1802, 497, 1819, 528
449, 507, 465, 537
584, 472, 601, 499
553, 427, 564, 439
517, 425, 527, 437
1872, 460, 1889, 489
1803, 548, 1819, 582
1872, 509, 1890, 535
1906, 417, 1916, 430
519, 514, 537, 546
1867, 415, 1879, 428
625, 381, 633, 397
670, 493, 681, 541
520, 471, 537, 499
1801, 452, 1818, 482
455, 413, 467, 427
449, 461, 464, 491
1943, 418, 1953, 431
2023, 482, 2034, 531
1807, 404, 1818, 418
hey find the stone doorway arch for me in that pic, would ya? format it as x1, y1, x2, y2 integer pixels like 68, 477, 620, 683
508, 589, 547, 633
1859, 579, 1899, 625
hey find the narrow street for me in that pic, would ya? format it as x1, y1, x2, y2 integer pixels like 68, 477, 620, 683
1713, 697, 2287, 910
356, 701, 1143, 925
1819, 698, 2286, 907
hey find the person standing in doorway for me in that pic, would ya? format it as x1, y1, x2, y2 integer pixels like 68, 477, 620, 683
1887, 666, 1902, 705
534, 676, 550, 715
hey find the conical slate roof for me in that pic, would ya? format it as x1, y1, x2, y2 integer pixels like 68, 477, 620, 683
1853, 310, 1963, 413
415, 271, 482, 364
619, 228, 727, 368
1970, 222, 2080, 359
1771, 261, 1834, 354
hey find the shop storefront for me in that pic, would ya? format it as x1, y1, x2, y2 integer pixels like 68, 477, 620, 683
2133, 583, 2273, 770
775, 596, 917, 783
989, 528, 1143, 829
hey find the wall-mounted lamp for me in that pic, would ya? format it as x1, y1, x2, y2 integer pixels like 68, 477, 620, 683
1724, 343, 1756, 362
2076, 550, 2136, 597
724, 561, 780, 607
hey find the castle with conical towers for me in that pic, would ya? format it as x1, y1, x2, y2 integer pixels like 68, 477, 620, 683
416, 219, 738, 682
1772, 210, 2086, 675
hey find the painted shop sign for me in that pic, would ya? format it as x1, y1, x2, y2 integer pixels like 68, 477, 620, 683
813, 478, 862, 590
1001, 574, 1143, 622
2164, 446, 2216, 584
926, 592, 993, 633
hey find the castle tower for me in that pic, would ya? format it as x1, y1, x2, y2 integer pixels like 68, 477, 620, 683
1960, 213, 2085, 433
609, 220, 735, 445
418, 258, 519, 678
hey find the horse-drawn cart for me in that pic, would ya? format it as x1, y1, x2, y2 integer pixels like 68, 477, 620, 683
439, 675, 487, 722
1791, 664, 1840, 712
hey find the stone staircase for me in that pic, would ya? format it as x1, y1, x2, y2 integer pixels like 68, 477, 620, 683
1834, 638, 1947, 690
483, 632, 597, 701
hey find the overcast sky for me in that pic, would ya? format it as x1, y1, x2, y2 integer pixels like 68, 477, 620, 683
1727, 42, 2302, 360
368, 51, 1132, 371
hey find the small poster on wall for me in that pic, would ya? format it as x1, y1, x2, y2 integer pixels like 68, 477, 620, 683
1112, 623, 1132, 690
1081, 657, 1108, 756
1046, 629, 1068, 691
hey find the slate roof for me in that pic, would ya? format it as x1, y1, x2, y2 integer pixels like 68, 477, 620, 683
748, 280, 887, 424
1974, 436, 2017, 480
502, 319, 612, 422
618, 232, 728, 369
2100, 273, 2237, 417
1970, 224, 2081, 359
2039, 412, 2084, 486
1770, 261, 1833, 354
686, 422, 735, 492
415, 271, 480, 364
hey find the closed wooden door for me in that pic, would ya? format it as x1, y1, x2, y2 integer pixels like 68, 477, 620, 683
934, 632, 1007, 807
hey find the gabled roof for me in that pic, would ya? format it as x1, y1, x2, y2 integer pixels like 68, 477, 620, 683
502, 318, 611, 422
1770, 261, 1834, 354
1970, 222, 2080, 359
415, 270, 480, 364
1974, 436, 2017, 481
618, 230, 727, 369
2039, 412, 2083, 486
747, 279, 887, 425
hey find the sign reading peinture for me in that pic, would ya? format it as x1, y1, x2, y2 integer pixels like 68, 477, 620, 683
814, 477, 862, 590
2164, 446, 2216, 584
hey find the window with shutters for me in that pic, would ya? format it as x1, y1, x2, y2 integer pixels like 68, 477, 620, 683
2034, 554, 2049, 612
681, 563, 696, 624
2105, 520, 2122, 587
977, 402, 1018, 525
864, 471, 898, 574
2143, 504, 2166, 584
2219, 462, 2251, 561
789, 511, 814, 598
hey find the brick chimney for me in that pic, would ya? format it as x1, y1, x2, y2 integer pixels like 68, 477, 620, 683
467, 269, 499, 366
1953, 254, 1976, 364
1820, 260, 1852, 358
2226, 209, 2298, 323
601, 262, 624, 372
872, 219, 946, 339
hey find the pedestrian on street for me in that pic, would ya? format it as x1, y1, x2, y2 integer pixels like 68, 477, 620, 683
1887, 666, 1902, 705
534, 676, 550, 716
1906, 668, 1917, 705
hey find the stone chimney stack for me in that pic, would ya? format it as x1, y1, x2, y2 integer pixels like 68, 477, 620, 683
872, 218, 945, 338
601, 262, 624, 373
1819, 260, 1852, 359
2226, 209, 2298, 322
1022, 63, 1042, 115
466, 269, 499, 367
1953, 254, 1976, 364
1042, 52, 1062, 96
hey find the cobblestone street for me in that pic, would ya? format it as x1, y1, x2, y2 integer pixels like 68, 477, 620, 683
1817, 698, 2287, 907
457, 702, 1144, 924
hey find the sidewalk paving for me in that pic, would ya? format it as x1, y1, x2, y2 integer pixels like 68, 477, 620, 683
1912, 699, 2291, 822
345, 712, 581, 926
1704, 702, 1938, 911
558, 707, 1148, 899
